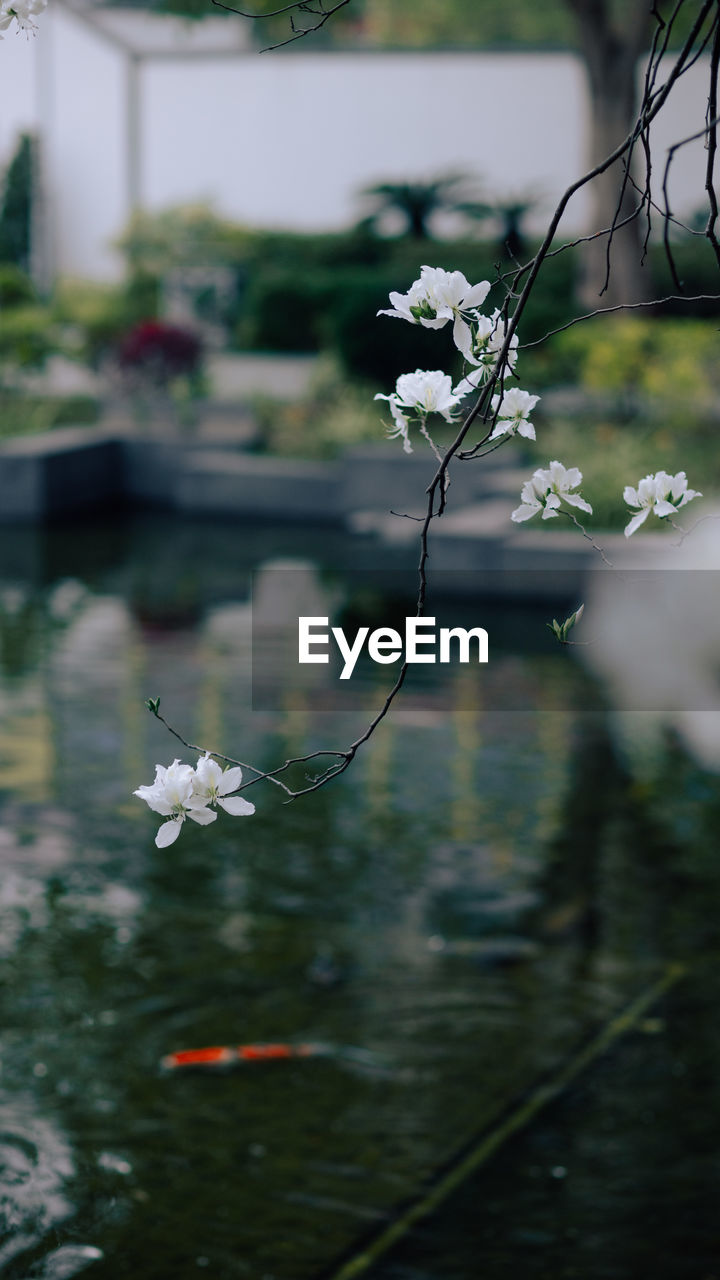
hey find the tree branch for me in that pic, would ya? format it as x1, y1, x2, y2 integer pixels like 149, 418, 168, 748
152, 0, 720, 802
209, 0, 352, 50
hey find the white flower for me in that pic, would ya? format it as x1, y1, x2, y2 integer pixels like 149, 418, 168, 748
623, 470, 702, 537
0, 0, 46, 36
375, 369, 462, 452
488, 387, 540, 441
383, 400, 413, 453
511, 460, 592, 523
453, 365, 486, 399
454, 308, 519, 374
134, 759, 217, 849
378, 265, 491, 351
192, 753, 255, 818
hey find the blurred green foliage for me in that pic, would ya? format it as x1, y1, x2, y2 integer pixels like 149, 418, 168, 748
0, 392, 99, 437
251, 355, 380, 457
0, 304, 55, 369
124, 0, 699, 53
0, 263, 36, 308
235, 233, 576, 381
0, 133, 34, 271
524, 315, 720, 406
116, 204, 250, 276
51, 276, 159, 366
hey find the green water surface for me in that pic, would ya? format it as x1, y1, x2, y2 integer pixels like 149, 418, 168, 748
0, 514, 716, 1280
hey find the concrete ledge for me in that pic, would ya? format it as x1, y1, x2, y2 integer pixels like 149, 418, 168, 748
341, 445, 501, 514
0, 428, 123, 522
122, 438, 180, 506
0, 431, 676, 593
175, 451, 341, 521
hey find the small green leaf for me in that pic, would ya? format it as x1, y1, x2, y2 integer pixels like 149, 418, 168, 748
145, 697, 161, 716
547, 604, 585, 645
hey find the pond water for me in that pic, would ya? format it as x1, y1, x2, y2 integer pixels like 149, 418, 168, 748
0, 512, 717, 1280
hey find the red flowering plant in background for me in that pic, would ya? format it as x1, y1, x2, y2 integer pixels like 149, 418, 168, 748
115, 320, 205, 426
116, 320, 203, 386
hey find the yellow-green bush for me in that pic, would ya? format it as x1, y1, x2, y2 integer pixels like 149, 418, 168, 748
525, 316, 720, 413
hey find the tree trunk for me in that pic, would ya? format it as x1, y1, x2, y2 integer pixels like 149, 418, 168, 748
568, 0, 655, 308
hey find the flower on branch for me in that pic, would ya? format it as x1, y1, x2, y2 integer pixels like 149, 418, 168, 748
375, 369, 462, 453
378, 265, 491, 351
192, 753, 255, 818
454, 308, 519, 376
511, 461, 592, 523
623, 470, 702, 537
488, 387, 539, 441
0, 0, 46, 36
134, 759, 217, 848
134, 755, 254, 847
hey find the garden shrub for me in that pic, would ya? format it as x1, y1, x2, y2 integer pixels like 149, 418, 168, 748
250, 356, 380, 458
0, 391, 100, 437
53, 276, 161, 366
0, 304, 54, 369
0, 263, 35, 307
0, 133, 34, 271
234, 231, 577, 380
524, 315, 720, 410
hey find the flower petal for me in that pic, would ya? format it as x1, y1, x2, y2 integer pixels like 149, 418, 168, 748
218, 796, 256, 817
463, 281, 491, 309
653, 499, 677, 518
511, 503, 540, 523
624, 508, 650, 537
188, 807, 217, 826
155, 819, 183, 848
489, 420, 511, 441
453, 314, 473, 357
218, 767, 243, 796
563, 493, 593, 514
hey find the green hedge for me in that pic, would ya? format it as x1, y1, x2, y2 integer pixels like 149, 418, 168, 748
0, 391, 100, 438
235, 234, 577, 383
0, 304, 55, 368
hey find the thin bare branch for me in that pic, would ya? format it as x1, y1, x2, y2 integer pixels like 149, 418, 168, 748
520, 293, 720, 348
704, 13, 720, 267
210, 0, 351, 50
153, 0, 720, 804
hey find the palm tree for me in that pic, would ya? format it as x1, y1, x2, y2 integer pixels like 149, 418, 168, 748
457, 195, 538, 260
360, 173, 469, 239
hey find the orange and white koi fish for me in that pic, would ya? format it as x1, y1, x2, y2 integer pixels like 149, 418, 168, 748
160, 1042, 329, 1071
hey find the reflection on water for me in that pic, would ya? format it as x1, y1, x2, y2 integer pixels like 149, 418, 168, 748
0, 513, 716, 1279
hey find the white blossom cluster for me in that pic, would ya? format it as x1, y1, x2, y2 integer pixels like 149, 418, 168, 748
0, 0, 46, 37
375, 265, 702, 540
623, 470, 701, 537
375, 266, 537, 454
511, 461, 592, 523
134, 755, 254, 847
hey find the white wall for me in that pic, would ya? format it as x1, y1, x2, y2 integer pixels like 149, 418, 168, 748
141, 52, 589, 233
0, 7, 715, 281
45, 7, 128, 277
0, 24, 40, 165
